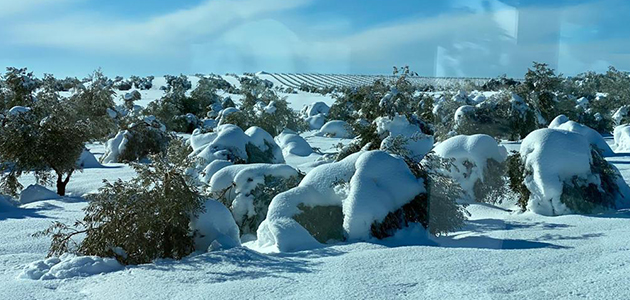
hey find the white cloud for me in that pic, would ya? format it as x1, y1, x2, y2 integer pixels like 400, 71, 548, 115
5, 0, 311, 56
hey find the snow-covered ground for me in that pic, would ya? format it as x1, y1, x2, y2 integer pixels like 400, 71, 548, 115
2, 84, 630, 299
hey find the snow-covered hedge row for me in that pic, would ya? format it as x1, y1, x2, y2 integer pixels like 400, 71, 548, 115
517, 128, 629, 215
256, 150, 465, 252
434, 134, 508, 203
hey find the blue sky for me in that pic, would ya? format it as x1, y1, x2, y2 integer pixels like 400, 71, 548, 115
1, 0, 629, 78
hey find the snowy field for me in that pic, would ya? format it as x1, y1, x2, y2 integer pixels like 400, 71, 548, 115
1, 79, 630, 300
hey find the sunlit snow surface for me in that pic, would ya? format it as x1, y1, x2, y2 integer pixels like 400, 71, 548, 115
1, 84, 630, 299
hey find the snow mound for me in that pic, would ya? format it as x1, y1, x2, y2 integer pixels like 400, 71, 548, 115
190, 125, 284, 177
275, 131, 313, 156
305, 114, 327, 130
209, 164, 299, 236
19, 185, 60, 205
375, 114, 434, 159
20, 254, 123, 280
613, 105, 630, 125
257, 151, 424, 252
454, 105, 475, 124
520, 129, 593, 215
615, 125, 630, 152
101, 130, 129, 164
434, 134, 507, 200
77, 149, 102, 168
316, 120, 353, 138
548, 115, 613, 157
301, 101, 330, 118
190, 199, 241, 251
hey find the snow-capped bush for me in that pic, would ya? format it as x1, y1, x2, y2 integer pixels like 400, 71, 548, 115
209, 164, 301, 238
434, 134, 508, 203
257, 151, 465, 252
613, 105, 630, 126
301, 102, 330, 130
376, 114, 433, 160
190, 199, 241, 251
274, 131, 313, 157
190, 125, 284, 180
37, 141, 204, 265
548, 115, 614, 157
614, 125, 630, 152
101, 118, 172, 163
317, 120, 354, 138
516, 128, 628, 215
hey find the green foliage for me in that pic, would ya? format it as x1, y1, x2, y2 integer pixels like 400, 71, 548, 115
69, 70, 117, 140
118, 121, 173, 163
146, 75, 225, 133
371, 154, 467, 238
216, 172, 303, 236
0, 98, 90, 196
506, 152, 530, 211
35, 140, 204, 265
560, 149, 620, 213
1, 67, 39, 109
229, 76, 307, 136
294, 204, 345, 243
472, 158, 509, 204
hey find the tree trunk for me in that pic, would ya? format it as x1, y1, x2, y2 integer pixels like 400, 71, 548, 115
56, 170, 74, 196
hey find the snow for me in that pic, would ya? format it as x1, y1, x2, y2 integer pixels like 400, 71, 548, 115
77, 149, 102, 169
274, 131, 313, 157
548, 115, 613, 157
20, 254, 123, 280
614, 124, 630, 152
301, 101, 330, 118
208, 164, 298, 230
101, 130, 129, 163
7, 106, 31, 116
520, 129, 593, 215
375, 114, 434, 159
257, 151, 424, 251
4, 83, 630, 299
190, 199, 241, 252
612, 105, 630, 125
434, 134, 508, 200
316, 120, 354, 139
343, 151, 425, 241
454, 105, 475, 124
19, 185, 60, 205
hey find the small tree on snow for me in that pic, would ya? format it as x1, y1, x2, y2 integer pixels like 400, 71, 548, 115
36, 140, 204, 265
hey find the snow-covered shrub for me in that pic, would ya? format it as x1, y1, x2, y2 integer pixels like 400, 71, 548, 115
257, 151, 465, 252
209, 164, 301, 238
376, 114, 433, 160
190, 125, 284, 175
433, 134, 508, 203
612, 105, 630, 126
275, 131, 313, 157
36, 141, 205, 265
233, 78, 307, 136
190, 199, 241, 251
614, 125, 630, 152
316, 120, 354, 138
516, 128, 628, 215
548, 115, 613, 156
102, 117, 172, 163
301, 102, 330, 130
146, 75, 222, 133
